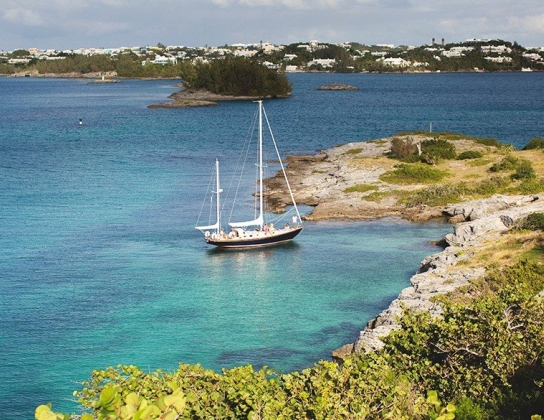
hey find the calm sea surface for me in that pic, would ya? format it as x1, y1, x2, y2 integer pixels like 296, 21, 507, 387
1, 72, 543, 418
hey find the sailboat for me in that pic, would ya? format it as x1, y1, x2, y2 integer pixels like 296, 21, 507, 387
195, 100, 303, 249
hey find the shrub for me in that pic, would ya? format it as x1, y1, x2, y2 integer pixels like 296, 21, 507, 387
420, 139, 457, 161
515, 179, 544, 195
522, 137, 544, 150
511, 159, 536, 180
489, 155, 519, 172
402, 183, 467, 207
389, 137, 417, 159
472, 176, 510, 196
516, 212, 544, 231
380, 163, 449, 185
458, 150, 483, 160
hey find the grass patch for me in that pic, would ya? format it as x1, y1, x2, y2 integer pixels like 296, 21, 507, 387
520, 244, 544, 264
344, 148, 364, 155
380, 163, 449, 185
363, 191, 391, 202
402, 184, 466, 207
343, 184, 378, 194
467, 158, 492, 167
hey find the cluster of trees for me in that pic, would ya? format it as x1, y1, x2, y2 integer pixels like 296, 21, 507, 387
37, 254, 544, 419
182, 58, 292, 97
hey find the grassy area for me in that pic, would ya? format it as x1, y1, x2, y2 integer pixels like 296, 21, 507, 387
348, 133, 544, 208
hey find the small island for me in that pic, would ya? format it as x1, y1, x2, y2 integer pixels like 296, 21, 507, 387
148, 57, 292, 108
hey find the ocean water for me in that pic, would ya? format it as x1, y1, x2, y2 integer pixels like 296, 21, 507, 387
1, 72, 543, 418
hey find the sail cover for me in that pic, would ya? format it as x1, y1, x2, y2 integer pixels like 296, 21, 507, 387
195, 222, 219, 232
228, 215, 264, 228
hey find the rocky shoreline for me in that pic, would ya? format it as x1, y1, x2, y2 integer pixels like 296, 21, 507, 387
262, 136, 544, 359
148, 87, 290, 108
332, 194, 544, 359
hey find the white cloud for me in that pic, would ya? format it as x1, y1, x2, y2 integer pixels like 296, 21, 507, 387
3, 8, 44, 26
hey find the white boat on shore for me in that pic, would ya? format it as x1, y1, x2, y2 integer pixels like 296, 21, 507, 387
196, 100, 303, 249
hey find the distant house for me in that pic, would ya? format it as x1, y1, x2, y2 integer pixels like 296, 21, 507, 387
152, 55, 177, 65
380, 57, 409, 67
308, 58, 336, 68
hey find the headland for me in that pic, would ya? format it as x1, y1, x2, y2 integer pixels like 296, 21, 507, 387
264, 133, 544, 359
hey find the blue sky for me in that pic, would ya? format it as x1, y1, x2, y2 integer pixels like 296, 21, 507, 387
2, 0, 544, 51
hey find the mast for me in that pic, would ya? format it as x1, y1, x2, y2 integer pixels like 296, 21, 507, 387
257, 100, 264, 230
195, 158, 222, 234
214, 158, 221, 234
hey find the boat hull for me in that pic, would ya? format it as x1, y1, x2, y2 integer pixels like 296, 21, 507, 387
206, 227, 303, 249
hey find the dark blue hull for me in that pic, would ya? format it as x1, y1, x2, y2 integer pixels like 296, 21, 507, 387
207, 227, 303, 249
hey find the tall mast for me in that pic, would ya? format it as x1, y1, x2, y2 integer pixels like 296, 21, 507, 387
214, 158, 221, 234
257, 100, 264, 230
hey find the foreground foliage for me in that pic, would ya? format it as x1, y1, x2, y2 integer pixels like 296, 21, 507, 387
37, 257, 544, 419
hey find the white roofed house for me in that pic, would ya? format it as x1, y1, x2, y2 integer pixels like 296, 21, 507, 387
308, 58, 336, 69
380, 57, 409, 67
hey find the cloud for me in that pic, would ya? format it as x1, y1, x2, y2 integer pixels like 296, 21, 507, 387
3, 8, 44, 26
519, 14, 544, 33
212, 0, 344, 9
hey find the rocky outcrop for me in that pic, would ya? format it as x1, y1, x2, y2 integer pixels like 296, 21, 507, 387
149, 88, 290, 108
335, 194, 544, 357
317, 83, 359, 91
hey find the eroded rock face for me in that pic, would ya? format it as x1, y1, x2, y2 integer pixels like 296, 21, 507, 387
334, 194, 544, 358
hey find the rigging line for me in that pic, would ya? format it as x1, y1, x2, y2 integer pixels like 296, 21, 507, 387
262, 106, 303, 225
195, 165, 217, 228
226, 106, 259, 224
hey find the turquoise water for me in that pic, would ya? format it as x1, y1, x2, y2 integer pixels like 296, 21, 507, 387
1, 73, 543, 418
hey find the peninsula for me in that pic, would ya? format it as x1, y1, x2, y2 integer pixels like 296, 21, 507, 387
265, 132, 544, 361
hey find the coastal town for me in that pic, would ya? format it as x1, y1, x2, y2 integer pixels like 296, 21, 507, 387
2, 37, 544, 74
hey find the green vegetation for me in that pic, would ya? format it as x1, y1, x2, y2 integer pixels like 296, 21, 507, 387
380, 163, 449, 184
457, 150, 483, 160
343, 184, 378, 194
389, 136, 456, 164
183, 58, 292, 97
343, 148, 364, 155
523, 137, 544, 150
515, 212, 544, 231
402, 183, 467, 207
489, 155, 519, 172
37, 257, 544, 419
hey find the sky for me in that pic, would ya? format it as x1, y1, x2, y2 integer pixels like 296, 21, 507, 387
2, 0, 544, 51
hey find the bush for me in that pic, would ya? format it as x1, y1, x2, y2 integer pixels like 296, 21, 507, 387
389, 137, 417, 159
522, 137, 544, 150
489, 155, 519, 172
511, 159, 536, 180
472, 176, 510, 196
402, 183, 467, 207
458, 150, 483, 160
420, 139, 457, 161
380, 163, 449, 184
516, 212, 544, 231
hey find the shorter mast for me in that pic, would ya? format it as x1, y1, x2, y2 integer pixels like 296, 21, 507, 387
195, 159, 222, 234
